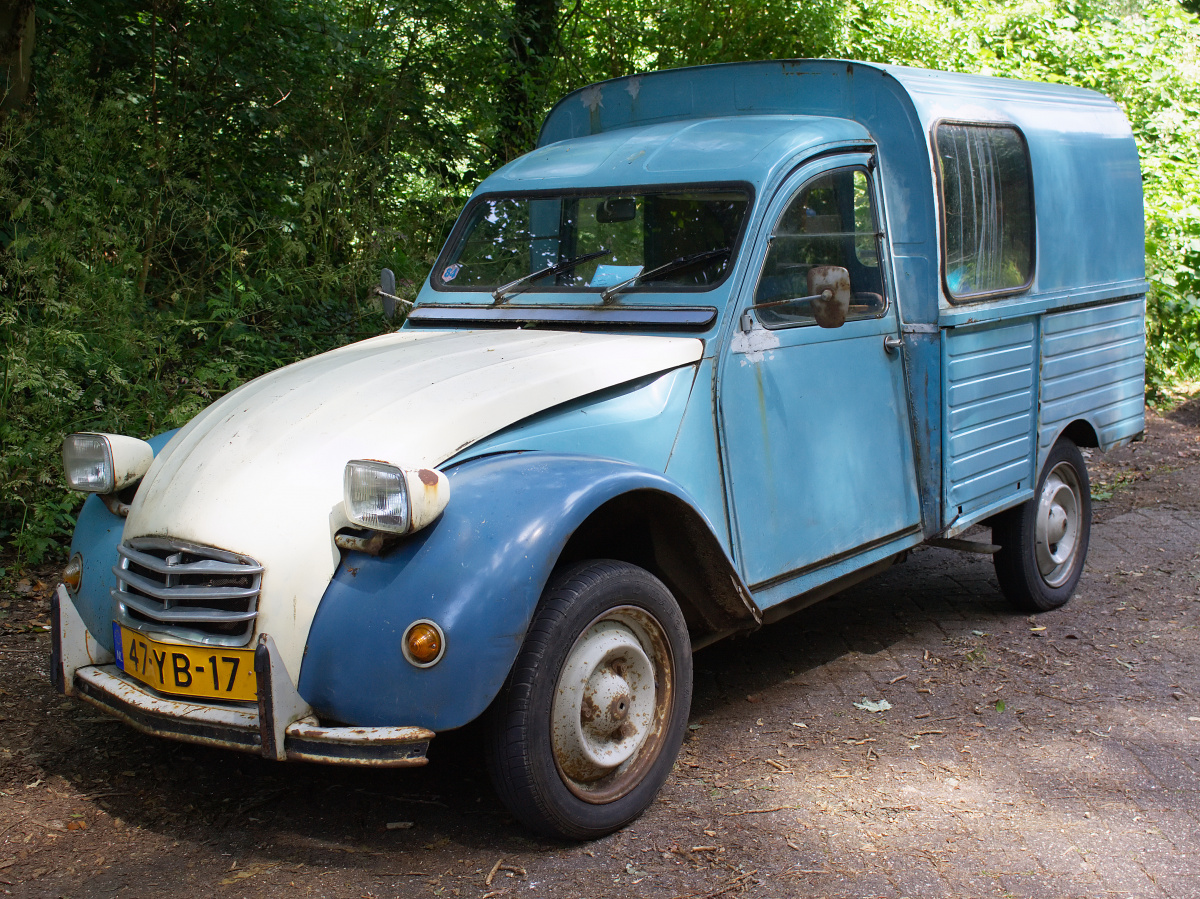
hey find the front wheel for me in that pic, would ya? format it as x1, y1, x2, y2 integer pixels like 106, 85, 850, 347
486, 560, 692, 840
992, 438, 1092, 612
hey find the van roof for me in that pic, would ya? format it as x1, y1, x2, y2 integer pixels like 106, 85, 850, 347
481, 114, 871, 191
526, 59, 1142, 325
538, 59, 1124, 149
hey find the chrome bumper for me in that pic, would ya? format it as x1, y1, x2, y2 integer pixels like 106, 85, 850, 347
51, 585, 433, 767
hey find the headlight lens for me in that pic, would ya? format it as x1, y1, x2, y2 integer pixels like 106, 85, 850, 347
62, 432, 155, 494
344, 460, 411, 534
63, 433, 115, 493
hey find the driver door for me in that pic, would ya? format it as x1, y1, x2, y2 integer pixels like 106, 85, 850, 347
719, 154, 922, 595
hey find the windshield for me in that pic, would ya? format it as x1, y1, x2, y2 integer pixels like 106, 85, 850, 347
432, 187, 751, 301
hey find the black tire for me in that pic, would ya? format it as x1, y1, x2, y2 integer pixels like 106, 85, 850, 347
485, 560, 693, 840
992, 438, 1092, 612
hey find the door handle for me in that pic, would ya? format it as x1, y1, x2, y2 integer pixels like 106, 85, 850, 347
883, 335, 904, 355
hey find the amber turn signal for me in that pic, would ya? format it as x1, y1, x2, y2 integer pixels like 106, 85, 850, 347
62, 554, 84, 593
403, 620, 445, 667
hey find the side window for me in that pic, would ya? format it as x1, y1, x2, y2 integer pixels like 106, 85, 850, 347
754, 167, 887, 329
936, 123, 1034, 301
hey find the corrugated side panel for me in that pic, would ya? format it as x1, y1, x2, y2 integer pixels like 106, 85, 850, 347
1040, 298, 1146, 457
944, 321, 1037, 518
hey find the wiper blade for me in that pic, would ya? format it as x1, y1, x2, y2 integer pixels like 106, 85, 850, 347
600, 247, 732, 303
491, 249, 608, 303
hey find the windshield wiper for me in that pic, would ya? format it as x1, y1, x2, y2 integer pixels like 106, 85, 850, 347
600, 247, 732, 304
491, 249, 608, 303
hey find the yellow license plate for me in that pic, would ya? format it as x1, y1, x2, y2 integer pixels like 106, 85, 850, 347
113, 623, 257, 702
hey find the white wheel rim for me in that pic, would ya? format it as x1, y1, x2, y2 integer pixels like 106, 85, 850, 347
1035, 462, 1083, 587
550, 606, 673, 803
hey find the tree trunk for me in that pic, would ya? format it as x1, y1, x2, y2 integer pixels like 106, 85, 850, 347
0, 0, 34, 115
496, 0, 560, 163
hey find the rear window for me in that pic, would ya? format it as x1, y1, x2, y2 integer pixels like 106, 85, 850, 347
935, 123, 1035, 301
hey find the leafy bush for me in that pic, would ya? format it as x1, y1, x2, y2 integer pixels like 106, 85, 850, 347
0, 0, 483, 563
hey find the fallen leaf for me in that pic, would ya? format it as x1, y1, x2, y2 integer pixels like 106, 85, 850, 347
218, 863, 278, 885
853, 698, 892, 713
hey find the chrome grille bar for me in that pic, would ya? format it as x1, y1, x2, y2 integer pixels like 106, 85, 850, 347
117, 543, 263, 577
115, 591, 259, 624
112, 565, 260, 604
113, 538, 262, 646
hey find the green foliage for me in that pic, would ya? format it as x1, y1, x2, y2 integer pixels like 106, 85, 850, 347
3, 0, 1199, 563
843, 0, 1200, 394
1, 0, 487, 563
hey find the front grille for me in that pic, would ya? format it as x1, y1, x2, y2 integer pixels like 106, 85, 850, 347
113, 538, 262, 646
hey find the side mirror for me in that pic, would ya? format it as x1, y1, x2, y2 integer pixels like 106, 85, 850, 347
742, 264, 854, 331
379, 268, 398, 319
808, 265, 851, 329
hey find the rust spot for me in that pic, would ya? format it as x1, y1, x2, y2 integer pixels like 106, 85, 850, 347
616, 721, 637, 740
580, 695, 598, 723
609, 659, 627, 678
607, 693, 630, 722
417, 469, 438, 486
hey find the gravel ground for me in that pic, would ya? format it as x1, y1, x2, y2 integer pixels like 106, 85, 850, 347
1, 403, 1199, 899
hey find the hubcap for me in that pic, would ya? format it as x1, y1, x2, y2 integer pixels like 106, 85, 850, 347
1035, 462, 1083, 587
551, 606, 673, 804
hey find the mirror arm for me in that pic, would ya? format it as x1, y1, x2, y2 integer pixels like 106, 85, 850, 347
747, 290, 832, 312
373, 286, 412, 307
742, 289, 833, 329
372, 286, 413, 315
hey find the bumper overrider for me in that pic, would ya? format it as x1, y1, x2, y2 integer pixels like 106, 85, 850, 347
50, 584, 433, 766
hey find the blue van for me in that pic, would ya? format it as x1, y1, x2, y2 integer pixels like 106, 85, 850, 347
53, 59, 1145, 840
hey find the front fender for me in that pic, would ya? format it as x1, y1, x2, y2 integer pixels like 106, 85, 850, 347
298, 452, 732, 731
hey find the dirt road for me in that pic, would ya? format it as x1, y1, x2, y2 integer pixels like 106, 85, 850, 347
3, 404, 1200, 899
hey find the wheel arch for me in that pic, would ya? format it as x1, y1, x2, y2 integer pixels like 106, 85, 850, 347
1057, 418, 1100, 450
299, 453, 759, 732
1038, 417, 1099, 474
558, 490, 761, 649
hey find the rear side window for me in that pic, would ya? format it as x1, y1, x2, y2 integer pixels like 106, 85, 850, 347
935, 123, 1034, 301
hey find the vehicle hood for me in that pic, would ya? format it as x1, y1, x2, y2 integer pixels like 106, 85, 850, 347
123, 328, 703, 676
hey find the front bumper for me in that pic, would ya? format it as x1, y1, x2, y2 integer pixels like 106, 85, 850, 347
51, 585, 433, 767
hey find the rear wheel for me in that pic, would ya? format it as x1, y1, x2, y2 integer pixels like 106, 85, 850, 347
486, 560, 692, 840
992, 438, 1091, 612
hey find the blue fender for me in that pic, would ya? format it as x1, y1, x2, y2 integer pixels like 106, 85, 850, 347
298, 452, 742, 732
65, 430, 179, 651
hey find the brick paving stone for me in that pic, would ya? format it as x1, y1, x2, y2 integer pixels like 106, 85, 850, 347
883, 858, 953, 898
998, 873, 1103, 899
1132, 787, 1200, 817
1018, 828, 1096, 876
1126, 742, 1200, 791
1144, 874, 1200, 899
1082, 853, 1168, 898
938, 870, 1012, 897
